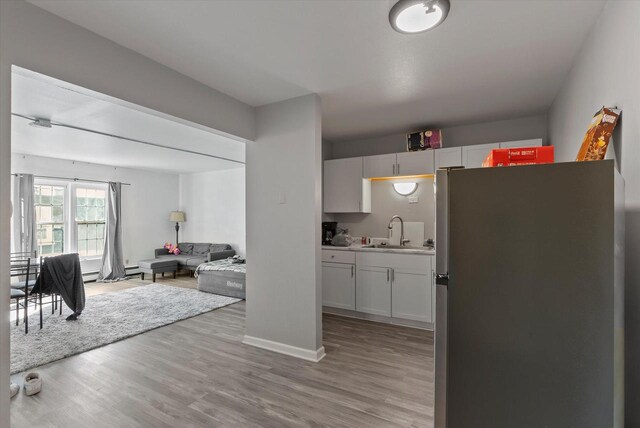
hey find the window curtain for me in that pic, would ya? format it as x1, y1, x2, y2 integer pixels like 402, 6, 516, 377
12, 174, 37, 255
97, 182, 126, 281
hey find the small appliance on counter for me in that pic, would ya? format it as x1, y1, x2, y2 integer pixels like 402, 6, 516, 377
322, 222, 337, 245
331, 229, 352, 247
424, 238, 434, 250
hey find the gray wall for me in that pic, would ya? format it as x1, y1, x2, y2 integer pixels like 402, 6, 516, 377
0, 1, 256, 422
329, 114, 548, 159
547, 1, 640, 426
245, 94, 323, 355
331, 177, 435, 242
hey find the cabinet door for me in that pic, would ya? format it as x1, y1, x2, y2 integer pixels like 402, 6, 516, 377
434, 147, 463, 169
324, 157, 364, 213
363, 153, 396, 178
356, 266, 391, 316
322, 262, 356, 310
462, 143, 500, 169
396, 151, 435, 176
391, 268, 432, 322
499, 138, 543, 149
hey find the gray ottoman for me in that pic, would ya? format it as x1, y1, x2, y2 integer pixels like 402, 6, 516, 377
139, 258, 178, 282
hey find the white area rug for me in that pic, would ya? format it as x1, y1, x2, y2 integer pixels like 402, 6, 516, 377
11, 284, 241, 374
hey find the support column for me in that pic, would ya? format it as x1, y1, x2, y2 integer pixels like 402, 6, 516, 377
244, 94, 324, 361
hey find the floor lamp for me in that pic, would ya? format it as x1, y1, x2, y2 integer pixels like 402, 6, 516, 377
169, 211, 186, 244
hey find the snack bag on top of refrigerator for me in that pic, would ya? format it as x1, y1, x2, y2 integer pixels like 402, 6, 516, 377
575, 107, 621, 161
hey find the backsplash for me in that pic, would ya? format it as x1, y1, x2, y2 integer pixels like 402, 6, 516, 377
327, 177, 435, 243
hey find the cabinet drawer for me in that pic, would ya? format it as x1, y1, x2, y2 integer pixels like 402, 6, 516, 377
356, 251, 430, 273
322, 250, 356, 264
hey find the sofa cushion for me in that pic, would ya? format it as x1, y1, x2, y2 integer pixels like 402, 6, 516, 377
157, 254, 190, 264
192, 243, 211, 256
157, 254, 206, 268
210, 244, 232, 252
208, 249, 236, 262
178, 243, 194, 255
185, 257, 207, 268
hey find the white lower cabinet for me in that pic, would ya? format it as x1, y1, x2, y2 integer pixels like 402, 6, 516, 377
323, 250, 435, 327
392, 268, 432, 322
355, 266, 391, 316
322, 261, 356, 310
355, 252, 433, 323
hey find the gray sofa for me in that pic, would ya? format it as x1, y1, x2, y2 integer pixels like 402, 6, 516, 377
154, 242, 235, 273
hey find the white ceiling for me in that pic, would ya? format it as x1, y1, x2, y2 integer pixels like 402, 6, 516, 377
29, 0, 605, 142
11, 68, 245, 174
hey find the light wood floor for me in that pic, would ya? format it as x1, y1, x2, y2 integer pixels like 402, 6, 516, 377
10, 276, 434, 427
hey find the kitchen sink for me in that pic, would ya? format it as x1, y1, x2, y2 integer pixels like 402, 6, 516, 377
362, 244, 418, 250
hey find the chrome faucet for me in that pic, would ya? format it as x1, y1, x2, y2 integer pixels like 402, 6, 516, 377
388, 215, 408, 246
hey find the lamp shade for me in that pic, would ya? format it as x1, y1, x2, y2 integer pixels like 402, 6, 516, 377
169, 211, 186, 222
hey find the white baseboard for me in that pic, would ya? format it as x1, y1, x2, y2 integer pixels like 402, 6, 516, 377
243, 335, 326, 363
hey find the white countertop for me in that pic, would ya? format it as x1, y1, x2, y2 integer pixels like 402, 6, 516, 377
322, 245, 435, 255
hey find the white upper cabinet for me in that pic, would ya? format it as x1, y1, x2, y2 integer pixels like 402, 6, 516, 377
434, 147, 463, 169
396, 150, 434, 176
324, 157, 371, 213
363, 151, 435, 178
499, 138, 543, 149
363, 153, 396, 178
462, 143, 500, 169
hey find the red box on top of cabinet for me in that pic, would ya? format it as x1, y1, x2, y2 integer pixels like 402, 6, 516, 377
483, 146, 554, 167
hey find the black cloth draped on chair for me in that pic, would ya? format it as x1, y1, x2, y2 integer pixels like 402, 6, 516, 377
33, 253, 86, 320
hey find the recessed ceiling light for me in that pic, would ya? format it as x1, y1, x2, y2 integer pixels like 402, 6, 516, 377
389, 0, 450, 34
393, 182, 418, 196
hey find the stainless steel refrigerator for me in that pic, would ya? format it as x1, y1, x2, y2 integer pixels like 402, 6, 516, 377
434, 160, 624, 428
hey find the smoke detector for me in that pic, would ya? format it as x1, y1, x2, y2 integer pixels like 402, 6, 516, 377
29, 118, 52, 129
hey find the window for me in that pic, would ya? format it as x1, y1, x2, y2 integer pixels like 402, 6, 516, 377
75, 187, 106, 257
35, 184, 65, 256
34, 181, 107, 259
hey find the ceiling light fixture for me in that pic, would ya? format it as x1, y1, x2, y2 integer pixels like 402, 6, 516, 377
29, 118, 52, 129
389, 0, 450, 34
393, 182, 418, 196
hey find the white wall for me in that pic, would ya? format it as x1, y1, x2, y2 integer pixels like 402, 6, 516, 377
330, 114, 548, 159
548, 1, 640, 426
179, 167, 246, 257
12, 154, 180, 269
245, 94, 323, 360
0, 2, 255, 421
